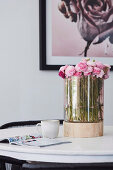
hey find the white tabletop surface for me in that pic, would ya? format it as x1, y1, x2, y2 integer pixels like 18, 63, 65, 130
0, 125, 113, 163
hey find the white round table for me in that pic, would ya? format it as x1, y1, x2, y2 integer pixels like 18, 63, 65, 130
0, 126, 113, 163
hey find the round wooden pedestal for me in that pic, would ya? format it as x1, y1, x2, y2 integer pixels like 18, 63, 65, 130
63, 121, 103, 138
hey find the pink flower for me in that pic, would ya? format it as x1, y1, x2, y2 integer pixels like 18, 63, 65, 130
104, 64, 111, 68
103, 64, 110, 78
59, 65, 68, 73
59, 65, 68, 79
84, 66, 93, 76
59, 71, 65, 79
96, 61, 104, 69
87, 61, 96, 67
84, 72, 91, 76
104, 74, 109, 79
74, 72, 82, 77
82, 58, 90, 63
75, 62, 87, 72
93, 67, 101, 75
87, 66, 93, 72
65, 66, 76, 78
97, 70, 105, 78
82, 59, 87, 63
103, 65, 110, 79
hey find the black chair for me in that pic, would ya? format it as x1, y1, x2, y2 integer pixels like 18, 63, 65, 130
0, 120, 43, 129
18, 162, 113, 170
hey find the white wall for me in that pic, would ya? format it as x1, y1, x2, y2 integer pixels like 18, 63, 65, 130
0, 0, 112, 126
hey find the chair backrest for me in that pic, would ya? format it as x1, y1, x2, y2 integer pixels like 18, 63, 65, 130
0, 120, 63, 129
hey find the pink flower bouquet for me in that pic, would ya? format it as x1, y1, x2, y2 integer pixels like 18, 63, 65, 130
59, 58, 110, 80
59, 58, 110, 123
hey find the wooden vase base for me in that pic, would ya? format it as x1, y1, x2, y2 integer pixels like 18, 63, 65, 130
63, 121, 103, 138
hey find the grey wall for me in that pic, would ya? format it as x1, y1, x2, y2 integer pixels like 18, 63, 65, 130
0, 0, 112, 126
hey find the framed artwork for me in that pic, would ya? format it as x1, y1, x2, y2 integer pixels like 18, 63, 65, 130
39, 0, 113, 70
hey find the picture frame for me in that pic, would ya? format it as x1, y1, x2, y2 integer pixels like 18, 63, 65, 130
39, 0, 113, 71
39, 0, 60, 70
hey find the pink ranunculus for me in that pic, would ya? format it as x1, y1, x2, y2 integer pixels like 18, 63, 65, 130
84, 72, 91, 76
84, 66, 93, 76
104, 74, 109, 79
75, 62, 87, 72
97, 70, 105, 78
87, 66, 93, 72
82, 59, 87, 63
59, 65, 68, 73
82, 57, 90, 63
59, 65, 68, 79
87, 61, 96, 67
106, 68, 110, 74
93, 67, 101, 75
74, 72, 82, 77
65, 66, 76, 78
103, 64, 110, 76
104, 64, 111, 68
58, 71, 65, 79
95, 61, 104, 69
103, 65, 110, 79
